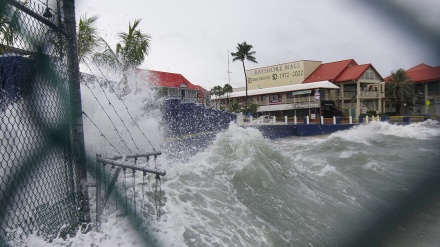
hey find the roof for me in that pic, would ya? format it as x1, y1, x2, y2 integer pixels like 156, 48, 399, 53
335, 64, 370, 82
384, 64, 440, 83
136, 69, 206, 91
406, 63, 432, 72
335, 63, 384, 82
406, 66, 440, 83
303, 59, 357, 83
214, 81, 339, 99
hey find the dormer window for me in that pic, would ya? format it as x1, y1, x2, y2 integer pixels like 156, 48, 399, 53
364, 69, 375, 80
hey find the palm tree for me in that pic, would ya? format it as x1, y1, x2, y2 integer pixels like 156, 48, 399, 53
116, 19, 151, 71
231, 42, 257, 107
223, 83, 233, 109
385, 68, 414, 115
211, 85, 224, 109
77, 15, 101, 63
77, 15, 119, 68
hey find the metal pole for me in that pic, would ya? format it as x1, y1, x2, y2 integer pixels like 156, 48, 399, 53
96, 155, 102, 225
62, 0, 91, 226
96, 157, 166, 176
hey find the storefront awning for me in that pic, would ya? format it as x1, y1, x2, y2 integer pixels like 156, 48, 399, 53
213, 80, 339, 99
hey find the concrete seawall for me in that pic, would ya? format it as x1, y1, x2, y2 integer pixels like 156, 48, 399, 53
254, 124, 356, 139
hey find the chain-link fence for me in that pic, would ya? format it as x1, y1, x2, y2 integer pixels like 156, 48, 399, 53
1, 0, 88, 245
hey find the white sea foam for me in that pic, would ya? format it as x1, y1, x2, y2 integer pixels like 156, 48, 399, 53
329, 120, 440, 145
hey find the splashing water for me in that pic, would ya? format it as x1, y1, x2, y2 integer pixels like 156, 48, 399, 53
13, 71, 440, 246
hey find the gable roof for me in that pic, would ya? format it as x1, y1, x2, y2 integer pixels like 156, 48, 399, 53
335, 64, 384, 82
303, 59, 357, 83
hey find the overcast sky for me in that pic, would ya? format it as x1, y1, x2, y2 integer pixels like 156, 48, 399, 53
75, 0, 440, 90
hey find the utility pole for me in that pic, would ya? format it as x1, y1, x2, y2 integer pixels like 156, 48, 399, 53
227, 50, 232, 85
63, 0, 91, 227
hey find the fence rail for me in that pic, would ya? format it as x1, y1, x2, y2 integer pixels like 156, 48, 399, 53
94, 153, 166, 226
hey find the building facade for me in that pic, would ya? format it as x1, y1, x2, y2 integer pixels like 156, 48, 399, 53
136, 69, 209, 104
303, 59, 384, 118
216, 59, 385, 119
384, 64, 440, 116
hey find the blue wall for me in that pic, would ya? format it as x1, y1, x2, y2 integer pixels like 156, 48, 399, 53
254, 124, 356, 139
0, 56, 35, 109
162, 98, 236, 139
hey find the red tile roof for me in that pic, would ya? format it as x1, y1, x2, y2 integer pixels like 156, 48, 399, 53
383, 64, 440, 83
406, 66, 440, 83
335, 64, 369, 82
303, 59, 357, 83
336, 64, 384, 82
136, 69, 206, 91
406, 63, 432, 72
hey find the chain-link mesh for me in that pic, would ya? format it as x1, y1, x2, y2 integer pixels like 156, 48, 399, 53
1, 0, 86, 244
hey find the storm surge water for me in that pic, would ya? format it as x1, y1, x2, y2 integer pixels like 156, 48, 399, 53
155, 121, 440, 247
23, 74, 440, 246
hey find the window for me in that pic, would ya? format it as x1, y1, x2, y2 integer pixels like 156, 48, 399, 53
364, 70, 375, 80
269, 94, 281, 104
428, 81, 439, 93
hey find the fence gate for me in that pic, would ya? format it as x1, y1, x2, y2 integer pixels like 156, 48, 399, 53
1, 0, 89, 245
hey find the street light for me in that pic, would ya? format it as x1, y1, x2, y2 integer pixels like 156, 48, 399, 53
43, 0, 52, 18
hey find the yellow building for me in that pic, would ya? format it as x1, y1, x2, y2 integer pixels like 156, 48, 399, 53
246, 60, 321, 89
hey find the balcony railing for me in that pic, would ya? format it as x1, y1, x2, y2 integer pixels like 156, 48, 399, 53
342, 91, 384, 99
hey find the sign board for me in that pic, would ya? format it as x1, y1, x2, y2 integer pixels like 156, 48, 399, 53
426, 100, 431, 108
292, 90, 311, 96
246, 61, 305, 89
314, 89, 320, 100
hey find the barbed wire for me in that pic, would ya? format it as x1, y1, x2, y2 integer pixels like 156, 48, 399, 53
83, 62, 144, 153
82, 111, 121, 155
84, 61, 159, 152
82, 81, 134, 153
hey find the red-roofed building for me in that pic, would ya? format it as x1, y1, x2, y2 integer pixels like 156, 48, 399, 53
217, 58, 385, 119
136, 69, 208, 104
384, 64, 440, 116
304, 59, 384, 118
303, 59, 357, 83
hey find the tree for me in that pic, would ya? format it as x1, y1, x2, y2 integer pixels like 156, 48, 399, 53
77, 15, 101, 63
231, 42, 257, 108
116, 19, 151, 71
243, 102, 259, 116
223, 83, 233, 109
77, 15, 120, 70
77, 17, 151, 94
211, 85, 224, 108
0, 2, 21, 47
385, 68, 414, 115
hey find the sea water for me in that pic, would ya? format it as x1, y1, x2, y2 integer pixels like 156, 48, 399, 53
16, 75, 440, 246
